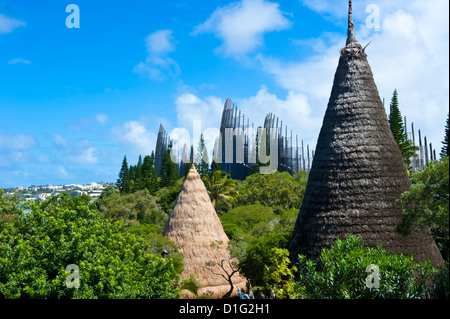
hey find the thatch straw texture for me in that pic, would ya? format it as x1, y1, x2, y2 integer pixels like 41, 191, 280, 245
289, 41, 444, 267
163, 165, 247, 298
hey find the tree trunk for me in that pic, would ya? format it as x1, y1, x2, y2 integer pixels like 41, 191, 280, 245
222, 278, 234, 299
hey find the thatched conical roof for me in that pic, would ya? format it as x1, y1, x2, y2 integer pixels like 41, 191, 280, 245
163, 165, 247, 298
289, 2, 444, 267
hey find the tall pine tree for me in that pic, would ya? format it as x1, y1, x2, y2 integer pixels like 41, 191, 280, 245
142, 152, 159, 194
388, 89, 405, 143
136, 155, 143, 190
195, 134, 210, 178
388, 89, 418, 168
440, 113, 449, 158
160, 142, 179, 188
116, 155, 131, 194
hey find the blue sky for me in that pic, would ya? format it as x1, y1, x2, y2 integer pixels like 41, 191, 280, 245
0, 0, 448, 188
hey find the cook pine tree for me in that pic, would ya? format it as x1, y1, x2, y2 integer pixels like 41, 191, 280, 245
159, 142, 179, 188
142, 152, 159, 194
195, 134, 210, 178
388, 89, 418, 168
116, 155, 131, 194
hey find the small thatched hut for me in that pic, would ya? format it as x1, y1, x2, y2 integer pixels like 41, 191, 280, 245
289, 1, 444, 267
163, 165, 247, 298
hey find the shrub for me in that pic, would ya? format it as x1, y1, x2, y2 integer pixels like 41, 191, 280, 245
295, 234, 436, 299
0, 198, 180, 299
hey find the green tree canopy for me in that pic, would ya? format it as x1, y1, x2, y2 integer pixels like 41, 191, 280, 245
202, 170, 237, 210
296, 234, 436, 299
160, 143, 179, 189
142, 153, 159, 195
98, 189, 168, 231
116, 156, 131, 194
396, 156, 449, 260
237, 171, 307, 214
0, 196, 180, 299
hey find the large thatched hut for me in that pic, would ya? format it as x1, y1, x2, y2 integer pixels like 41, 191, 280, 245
289, 1, 444, 267
163, 165, 247, 298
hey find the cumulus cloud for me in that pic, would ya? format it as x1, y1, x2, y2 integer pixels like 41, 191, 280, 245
192, 0, 291, 57
0, 133, 36, 167
112, 121, 157, 158
57, 165, 71, 178
133, 29, 180, 80
0, 14, 25, 34
175, 93, 224, 131
95, 113, 108, 125
254, 0, 448, 148
53, 134, 68, 148
70, 140, 98, 165
0, 133, 36, 150
237, 85, 319, 138
8, 58, 31, 65
52, 134, 98, 165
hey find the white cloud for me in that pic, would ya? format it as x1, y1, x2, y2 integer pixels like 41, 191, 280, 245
192, 0, 291, 56
70, 140, 98, 165
175, 93, 224, 133
53, 134, 68, 148
253, 0, 448, 150
37, 154, 51, 163
0, 14, 25, 34
0, 133, 36, 167
173, 93, 225, 162
95, 113, 108, 125
112, 121, 157, 157
133, 29, 180, 80
57, 165, 71, 178
0, 133, 36, 150
52, 134, 98, 165
8, 58, 31, 65
145, 29, 175, 55
237, 85, 319, 136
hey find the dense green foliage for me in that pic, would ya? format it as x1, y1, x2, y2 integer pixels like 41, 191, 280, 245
396, 156, 449, 260
218, 171, 305, 290
1, 128, 448, 299
142, 153, 159, 195
236, 171, 307, 214
116, 153, 159, 195
263, 248, 297, 299
388, 89, 418, 168
0, 193, 180, 299
116, 156, 131, 193
98, 188, 168, 229
296, 234, 436, 299
160, 143, 180, 189
202, 170, 237, 209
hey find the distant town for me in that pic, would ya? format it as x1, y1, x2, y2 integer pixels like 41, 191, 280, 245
1, 182, 114, 202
